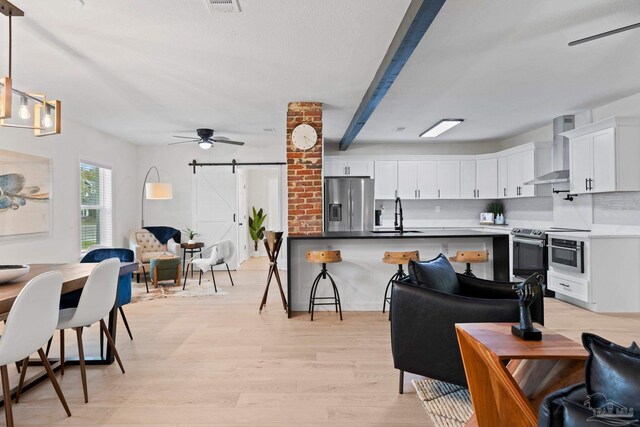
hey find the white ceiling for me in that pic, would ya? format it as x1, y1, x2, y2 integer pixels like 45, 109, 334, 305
356, 0, 640, 144
3, 0, 640, 148
1, 0, 411, 146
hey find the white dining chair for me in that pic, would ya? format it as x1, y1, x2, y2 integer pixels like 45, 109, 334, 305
1, 271, 70, 427
183, 240, 235, 291
55, 258, 125, 403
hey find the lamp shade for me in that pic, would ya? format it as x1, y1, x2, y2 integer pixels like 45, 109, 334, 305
145, 182, 173, 200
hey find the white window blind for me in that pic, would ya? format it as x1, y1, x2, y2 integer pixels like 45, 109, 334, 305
80, 163, 113, 251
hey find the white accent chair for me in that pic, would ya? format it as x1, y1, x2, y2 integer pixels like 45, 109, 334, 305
56, 258, 125, 403
129, 229, 179, 285
3, 271, 70, 426
183, 240, 235, 291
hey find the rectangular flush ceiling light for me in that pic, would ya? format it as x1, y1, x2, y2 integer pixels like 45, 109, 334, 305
420, 119, 464, 138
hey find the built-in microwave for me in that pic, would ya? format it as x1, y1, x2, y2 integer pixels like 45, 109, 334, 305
548, 238, 584, 274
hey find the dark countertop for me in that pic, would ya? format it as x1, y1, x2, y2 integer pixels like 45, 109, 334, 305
288, 230, 509, 240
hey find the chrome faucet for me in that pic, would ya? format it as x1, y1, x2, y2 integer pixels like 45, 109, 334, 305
394, 197, 404, 233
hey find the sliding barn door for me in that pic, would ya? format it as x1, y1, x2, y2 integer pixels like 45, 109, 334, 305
192, 168, 238, 269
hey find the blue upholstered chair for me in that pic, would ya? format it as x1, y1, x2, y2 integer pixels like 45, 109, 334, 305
58, 248, 135, 342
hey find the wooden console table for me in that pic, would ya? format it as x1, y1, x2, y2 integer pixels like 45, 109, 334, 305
455, 323, 588, 427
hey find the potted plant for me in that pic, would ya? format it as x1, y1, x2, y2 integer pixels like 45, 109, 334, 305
183, 227, 200, 244
249, 207, 267, 251
486, 201, 505, 225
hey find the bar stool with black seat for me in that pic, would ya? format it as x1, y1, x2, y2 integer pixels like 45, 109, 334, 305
382, 251, 419, 315
448, 250, 489, 277
306, 250, 343, 321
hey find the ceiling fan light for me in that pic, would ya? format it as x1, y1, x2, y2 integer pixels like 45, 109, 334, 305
198, 140, 213, 150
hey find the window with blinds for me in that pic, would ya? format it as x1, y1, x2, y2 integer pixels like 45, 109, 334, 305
80, 162, 113, 251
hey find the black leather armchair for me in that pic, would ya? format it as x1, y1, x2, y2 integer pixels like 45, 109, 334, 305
390, 272, 544, 391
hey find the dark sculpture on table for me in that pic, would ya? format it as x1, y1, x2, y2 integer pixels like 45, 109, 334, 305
511, 273, 544, 341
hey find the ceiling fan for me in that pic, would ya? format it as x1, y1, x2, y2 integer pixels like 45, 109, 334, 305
169, 128, 245, 150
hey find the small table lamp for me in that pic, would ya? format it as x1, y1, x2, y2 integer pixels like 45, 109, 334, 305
141, 166, 173, 227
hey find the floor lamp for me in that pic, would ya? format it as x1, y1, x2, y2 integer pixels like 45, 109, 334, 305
141, 166, 173, 227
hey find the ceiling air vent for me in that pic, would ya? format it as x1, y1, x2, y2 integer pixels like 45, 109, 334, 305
204, 0, 240, 13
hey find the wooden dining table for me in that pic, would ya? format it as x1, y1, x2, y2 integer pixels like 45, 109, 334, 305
0, 262, 138, 405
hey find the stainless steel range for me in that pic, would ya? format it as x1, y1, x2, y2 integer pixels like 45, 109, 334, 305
511, 228, 547, 282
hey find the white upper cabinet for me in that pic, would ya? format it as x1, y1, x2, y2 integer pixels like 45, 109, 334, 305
417, 161, 438, 199
328, 142, 550, 201
374, 161, 398, 199
397, 161, 419, 199
567, 117, 640, 194
497, 156, 508, 198
324, 159, 348, 177
324, 158, 373, 177
437, 161, 461, 199
519, 149, 536, 197
348, 160, 374, 177
476, 157, 498, 199
460, 160, 477, 199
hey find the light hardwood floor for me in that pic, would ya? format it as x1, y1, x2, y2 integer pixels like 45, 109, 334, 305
4, 257, 640, 426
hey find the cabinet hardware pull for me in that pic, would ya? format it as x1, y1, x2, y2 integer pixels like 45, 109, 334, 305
504, 188, 507, 197
588, 178, 593, 191
418, 189, 421, 198
558, 283, 570, 288
477, 189, 479, 198
585, 178, 589, 191
438, 189, 440, 198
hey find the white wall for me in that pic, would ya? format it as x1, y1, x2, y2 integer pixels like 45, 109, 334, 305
0, 119, 138, 263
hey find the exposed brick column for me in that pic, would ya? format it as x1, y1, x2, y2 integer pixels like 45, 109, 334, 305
287, 102, 323, 235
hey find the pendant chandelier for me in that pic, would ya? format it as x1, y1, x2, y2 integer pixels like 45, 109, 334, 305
0, 0, 61, 136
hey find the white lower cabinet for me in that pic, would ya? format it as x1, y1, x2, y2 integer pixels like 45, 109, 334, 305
547, 271, 589, 303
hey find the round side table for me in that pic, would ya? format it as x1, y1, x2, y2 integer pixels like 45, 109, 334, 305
181, 242, 205, 277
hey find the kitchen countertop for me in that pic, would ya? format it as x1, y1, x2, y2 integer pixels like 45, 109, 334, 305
288, 230, 510, 240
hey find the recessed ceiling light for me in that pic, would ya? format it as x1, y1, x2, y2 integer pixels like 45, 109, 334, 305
393, 127, 406, 132
263, 128, 276, 132
67, 0, 85, 7
420, 119, 464, 138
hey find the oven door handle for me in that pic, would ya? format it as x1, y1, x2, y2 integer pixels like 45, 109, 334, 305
512, 237, 545, 247
548, 245, 581, 252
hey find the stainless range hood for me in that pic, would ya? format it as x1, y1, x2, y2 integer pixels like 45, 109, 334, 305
524, 115, 575, 185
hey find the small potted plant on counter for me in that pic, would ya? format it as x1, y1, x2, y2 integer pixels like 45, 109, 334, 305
487, 201, 506, 225
183, 227, 200, 244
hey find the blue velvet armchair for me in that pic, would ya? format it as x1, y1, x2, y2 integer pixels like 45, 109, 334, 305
59, 248, 135, 343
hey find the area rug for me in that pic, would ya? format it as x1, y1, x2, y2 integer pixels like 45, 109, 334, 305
131, 279, 228, 303
412, 378, 473, 427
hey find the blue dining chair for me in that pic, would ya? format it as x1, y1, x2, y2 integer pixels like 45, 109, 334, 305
57, 248, 135, 345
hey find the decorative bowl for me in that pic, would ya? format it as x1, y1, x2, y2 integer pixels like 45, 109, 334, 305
0, 265, 30, 284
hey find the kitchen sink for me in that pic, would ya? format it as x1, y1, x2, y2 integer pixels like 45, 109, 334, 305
370, 230, 423, 234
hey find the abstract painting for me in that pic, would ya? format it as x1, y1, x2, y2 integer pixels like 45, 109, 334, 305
0, 149, 51, 236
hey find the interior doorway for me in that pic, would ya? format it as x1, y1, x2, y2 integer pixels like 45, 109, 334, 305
237, 166, 283, 269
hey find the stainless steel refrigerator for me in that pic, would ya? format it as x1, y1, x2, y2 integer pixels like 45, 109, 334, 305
324, 177, 375, 232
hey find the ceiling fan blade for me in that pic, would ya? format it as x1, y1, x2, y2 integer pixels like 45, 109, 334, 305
213, 138, 245, 146
172, 135, 198, 139
168, 140, 198, 146
569, 22, 640, 46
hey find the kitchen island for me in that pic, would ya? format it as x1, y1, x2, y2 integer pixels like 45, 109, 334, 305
287, 229, 510, 317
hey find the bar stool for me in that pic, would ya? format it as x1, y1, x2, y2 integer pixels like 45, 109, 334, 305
448, 250, 489, 277
306, 250, 343, 321
382, 251, 420, 315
